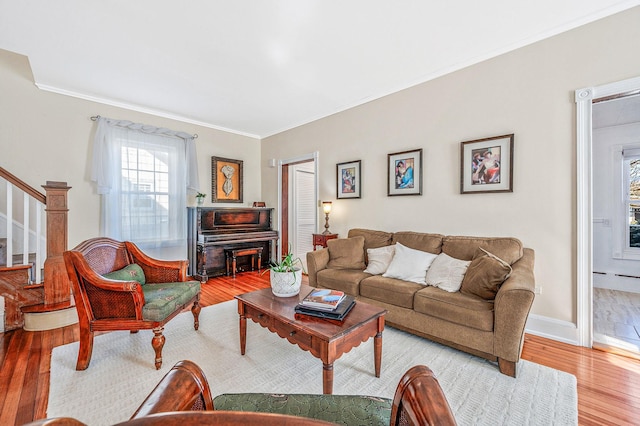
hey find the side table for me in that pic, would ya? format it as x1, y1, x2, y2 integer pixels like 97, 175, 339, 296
312, 233, 338, 250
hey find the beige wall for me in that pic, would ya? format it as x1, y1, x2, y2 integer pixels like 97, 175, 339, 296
262, 7, 640, 323
0, 49, 261, 249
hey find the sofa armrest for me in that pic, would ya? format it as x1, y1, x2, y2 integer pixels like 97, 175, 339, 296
306, 248, 330, 288
493, 248, 535, 362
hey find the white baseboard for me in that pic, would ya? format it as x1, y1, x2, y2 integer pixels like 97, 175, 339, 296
525, 313, 580, 346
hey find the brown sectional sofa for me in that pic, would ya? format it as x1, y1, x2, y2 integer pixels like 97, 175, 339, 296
306, 228, 535, 377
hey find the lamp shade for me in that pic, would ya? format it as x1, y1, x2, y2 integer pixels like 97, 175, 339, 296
322, 201, 332, 214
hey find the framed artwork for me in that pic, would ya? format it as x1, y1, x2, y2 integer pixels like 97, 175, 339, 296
387, 149, 422, 196
211, 156, 243, 203
460, 134, 514, 194
336, 160, 361, 199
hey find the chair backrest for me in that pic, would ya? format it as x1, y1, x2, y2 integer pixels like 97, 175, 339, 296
63, 237, 140, 322
71, 237, 132, 275
130, 360, 214, 419
390, 365, 457, 426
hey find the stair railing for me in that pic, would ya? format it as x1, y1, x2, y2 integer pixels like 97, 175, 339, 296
0, 167, 46, 283
0, 167, 71, 306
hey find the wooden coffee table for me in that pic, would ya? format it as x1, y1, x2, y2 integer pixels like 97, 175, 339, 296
235, 284, 387, 394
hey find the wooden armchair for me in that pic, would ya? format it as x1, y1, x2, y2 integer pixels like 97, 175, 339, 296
130, 360, 457, 426
63, 237, 201, 370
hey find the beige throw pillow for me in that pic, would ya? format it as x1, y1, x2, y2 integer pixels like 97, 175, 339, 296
363, 244, 396, 275
382, 243, 438, 285
460, 248, 512, 300
327, 236, 366, 270
425, 252, 471, 292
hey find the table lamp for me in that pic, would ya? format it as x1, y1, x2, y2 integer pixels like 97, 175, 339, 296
322, 201, 333, 235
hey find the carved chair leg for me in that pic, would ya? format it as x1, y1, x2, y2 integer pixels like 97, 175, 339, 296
152, 327, 165, 370
76, 328, 94, 371
498, 358, 517, 377
192, 300, 201, 331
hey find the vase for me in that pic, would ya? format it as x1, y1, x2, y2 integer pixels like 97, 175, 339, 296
197, 197, 204, 206
270, 268, 302, 297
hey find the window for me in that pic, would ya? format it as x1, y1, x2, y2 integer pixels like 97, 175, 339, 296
626, 156, 640, 248
613, 145, 640, 260
92, 117, 199, 259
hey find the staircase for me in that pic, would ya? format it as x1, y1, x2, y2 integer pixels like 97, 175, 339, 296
0, 167, 75, 332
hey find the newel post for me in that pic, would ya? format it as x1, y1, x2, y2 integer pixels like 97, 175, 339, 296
42, 181, 72, 305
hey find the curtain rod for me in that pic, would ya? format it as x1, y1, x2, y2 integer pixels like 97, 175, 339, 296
91, 115, 198, 138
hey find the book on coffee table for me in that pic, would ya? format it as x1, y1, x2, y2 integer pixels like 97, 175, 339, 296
295, 295, 356, 321
300, 288, 346, 311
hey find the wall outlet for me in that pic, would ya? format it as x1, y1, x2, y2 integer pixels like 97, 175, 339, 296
534, 286, 542, 294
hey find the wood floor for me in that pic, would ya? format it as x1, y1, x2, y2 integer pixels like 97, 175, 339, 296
1, 274, 640, 425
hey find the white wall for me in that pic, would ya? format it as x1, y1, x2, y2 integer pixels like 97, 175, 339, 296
262, 7, 640, 326
0, 49, 261, 249
593, 121, 640, 293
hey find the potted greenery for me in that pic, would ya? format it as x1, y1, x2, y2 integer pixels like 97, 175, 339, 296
265, 249, 305, 297
196, 192, 206, 205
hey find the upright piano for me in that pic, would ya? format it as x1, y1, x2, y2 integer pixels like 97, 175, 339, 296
187, 207, 278, 281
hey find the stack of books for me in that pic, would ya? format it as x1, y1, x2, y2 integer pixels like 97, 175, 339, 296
295, 288, 355, 321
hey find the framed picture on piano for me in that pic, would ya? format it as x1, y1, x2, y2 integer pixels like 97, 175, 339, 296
212, 156, 244, 203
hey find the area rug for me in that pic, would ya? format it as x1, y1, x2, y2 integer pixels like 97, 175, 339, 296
49, 300, 577, 425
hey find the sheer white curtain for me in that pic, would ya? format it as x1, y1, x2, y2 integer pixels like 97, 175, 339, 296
91, 117, 199, 259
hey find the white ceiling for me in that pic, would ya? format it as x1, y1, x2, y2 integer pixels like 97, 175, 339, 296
1, 1, 639, 138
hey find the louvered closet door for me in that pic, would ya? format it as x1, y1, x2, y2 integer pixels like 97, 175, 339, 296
291, 162, 316, 271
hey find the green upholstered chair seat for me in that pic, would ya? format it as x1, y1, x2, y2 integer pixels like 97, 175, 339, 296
142, 281, 201, 322
213, 393, 392, 426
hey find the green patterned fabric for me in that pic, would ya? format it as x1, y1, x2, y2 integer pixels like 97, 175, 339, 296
213, 393, 392, 426
141, 281, 200, 322
103, 263, 146, 285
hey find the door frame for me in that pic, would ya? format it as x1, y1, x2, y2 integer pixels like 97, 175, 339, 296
277, 152, 319, 261
576, 75, 640, 347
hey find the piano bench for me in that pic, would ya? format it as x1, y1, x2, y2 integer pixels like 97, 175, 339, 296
225, 247, 263, 278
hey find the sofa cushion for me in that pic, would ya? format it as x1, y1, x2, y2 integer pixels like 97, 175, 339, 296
348, 228, 393, 251
414, 286, 495, 332
316, 269, 370, 296
327, 236, 366, 270
391, 231, 443, 254
213, 393, 392, 426
425, 253, 471, 292
141, 280, 200, 322
363, 244, 396, 275
382, 243, 437, 285
442, 236, 523, 265
460, 248, 512, 300
360, 275, 423, 309
103, 263, 146, 286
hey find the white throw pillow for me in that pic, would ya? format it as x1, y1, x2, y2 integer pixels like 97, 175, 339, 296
425, 252, 471, 292
382, 243, 437, 284
363, 245, 396, 275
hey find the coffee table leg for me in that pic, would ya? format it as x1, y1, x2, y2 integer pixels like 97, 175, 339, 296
322, 363, 334, 394
374, 316, 385, 378
238, 302, 247, 355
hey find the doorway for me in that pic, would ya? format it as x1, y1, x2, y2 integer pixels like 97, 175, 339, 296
277, 153, 318, 269
592, 94, 640, 357
576, 75, 640, 357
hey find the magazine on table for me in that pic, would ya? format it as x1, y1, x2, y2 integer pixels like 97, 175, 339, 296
300, 288, 346, 311
295, 295, 356, 321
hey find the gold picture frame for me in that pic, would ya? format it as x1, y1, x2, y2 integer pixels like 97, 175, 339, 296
211, 156, 243, 203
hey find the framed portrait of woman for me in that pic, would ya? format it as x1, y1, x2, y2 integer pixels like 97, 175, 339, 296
336, 160, 361, 199
460, 134, 514, 194
387, 149, 422, 196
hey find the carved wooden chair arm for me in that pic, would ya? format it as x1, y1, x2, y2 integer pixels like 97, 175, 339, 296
64, 251, 146, 320
125, 241, 188, 283
390, 365, 457, 426
130, 360, 214, 419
